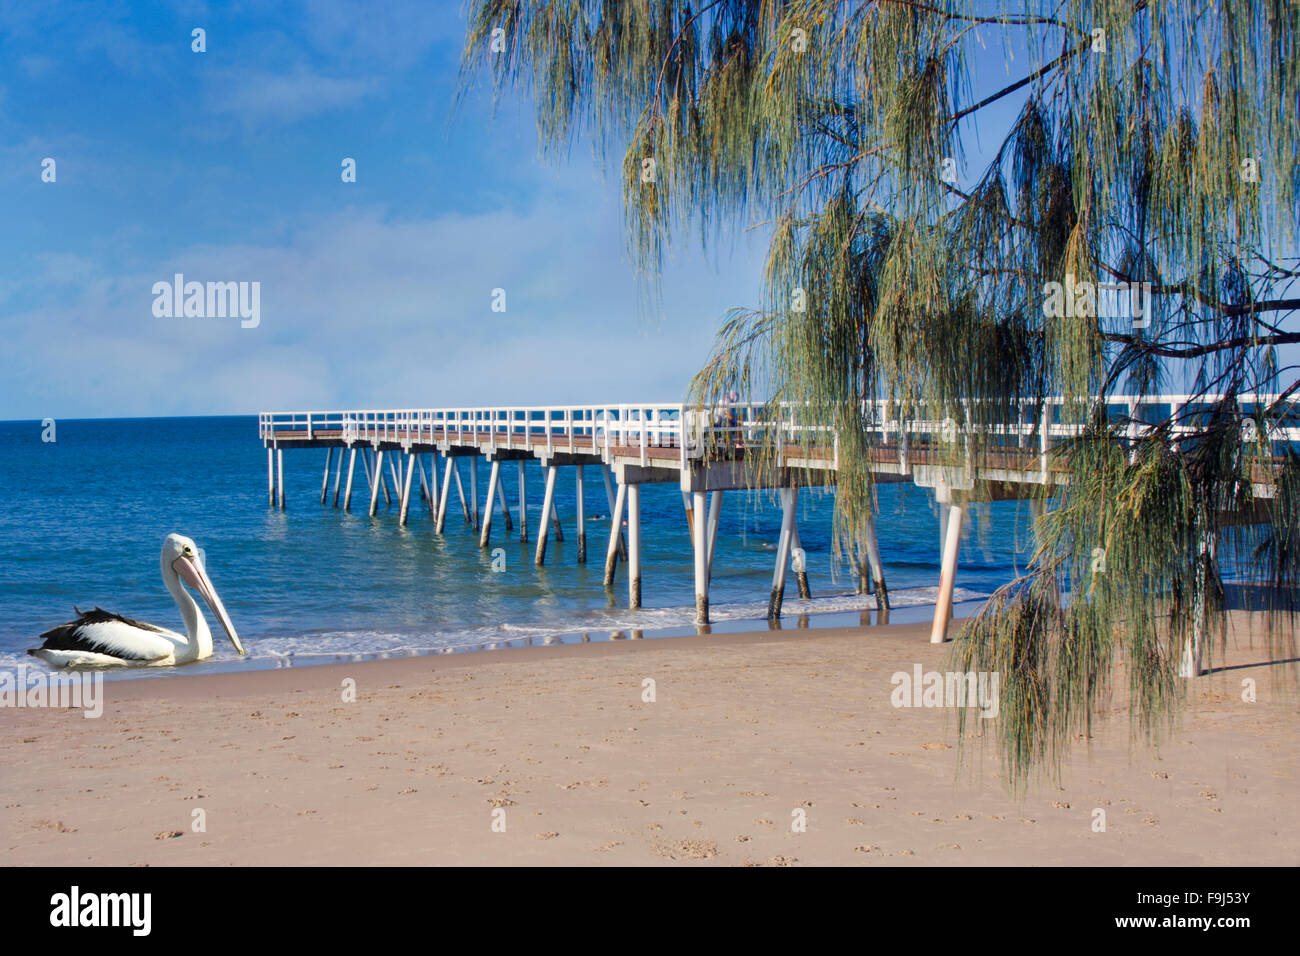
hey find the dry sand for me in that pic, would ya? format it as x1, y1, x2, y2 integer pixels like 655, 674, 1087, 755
3, 615, 1296, 866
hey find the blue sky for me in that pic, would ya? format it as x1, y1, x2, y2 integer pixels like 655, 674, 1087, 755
0, 2, 1074, 421
0, 1, 771, 418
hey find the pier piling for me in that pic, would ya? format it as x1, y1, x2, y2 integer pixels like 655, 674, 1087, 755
693, 489, 709, 623
705, 490, 721, 584
930, 500, 964, 643
575, 465, 586, 563
790, 498, 812, 600
399, 452, 415, 525
480, 460, 500, 548
332, 446, 344, 507
550, 499, 564, 542
535, 465, 558, 564
436, 458, 454, 534
434, 455, 444, 515
601, 465, 627, 560
517, 461, 529, 542
321, 448, 334, 505
860, 513, 889, 612
452, 459, 469, 523
469, 457, 479, 530
368, 449, 385, 517
417, 455, 431, 512
376, 450, 392, 507
343, 448, 357, 511
388, 455, 401, 506
767, 488, 796, 619
604, 480, 626, 587
627, 483, 642, 609
495, 472, 513, 532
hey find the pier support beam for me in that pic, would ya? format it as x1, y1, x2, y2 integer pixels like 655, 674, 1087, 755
767, 488, 796, 619
452, 459, 470, 523
417, 455, 432, 516
575, 465, 586, 563
343, 448, 357, 511
601, 465, 627, 559
517, 461, 529, 542
436, 457, 454, 534
276, 447, 285, 510
627, 483, 642, 609
550, 499, 564, 542
930, 500, 965, 643
693, 489, 709, 623
368, 449, 385, 517
497, 474, 513, 532
428, 453, 439, 516
332, 445, 344, 507
267, 448, 275, 508
399, 452, 415, 526
388, 455, 401, 507
604, 480, 627, 587
789, 495, 811, 599
480, 460, 500, 548
535, 465, 558, 565
705, 489, 721, 584
469, 457, 479, 530
321, 448, 334, 505
376, 450, 392, 507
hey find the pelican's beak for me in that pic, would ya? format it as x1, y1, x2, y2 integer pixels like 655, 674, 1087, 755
173, 555, 246, 655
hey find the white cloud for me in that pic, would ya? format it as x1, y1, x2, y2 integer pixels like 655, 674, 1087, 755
299, 0, 463, 68
205, 65, 380, 124
0, 200, 762, 419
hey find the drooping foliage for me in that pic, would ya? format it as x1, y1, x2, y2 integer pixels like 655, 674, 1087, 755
462, 1, 1300, 788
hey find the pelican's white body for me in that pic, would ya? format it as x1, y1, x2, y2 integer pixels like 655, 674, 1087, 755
30, 534, 241, 669
29, 619, 203, 668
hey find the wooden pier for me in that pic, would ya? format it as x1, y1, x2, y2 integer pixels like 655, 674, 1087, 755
258, 396, 1295, 644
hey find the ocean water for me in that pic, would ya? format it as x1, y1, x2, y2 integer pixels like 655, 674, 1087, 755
0, 416, 1037, 678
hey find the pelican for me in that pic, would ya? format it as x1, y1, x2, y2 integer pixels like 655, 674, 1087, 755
29, 534, 245, 668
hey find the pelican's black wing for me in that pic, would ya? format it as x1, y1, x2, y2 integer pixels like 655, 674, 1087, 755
30, 606, 172, 660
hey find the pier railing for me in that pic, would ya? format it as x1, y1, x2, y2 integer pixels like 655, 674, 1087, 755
259, 394, 1300, 473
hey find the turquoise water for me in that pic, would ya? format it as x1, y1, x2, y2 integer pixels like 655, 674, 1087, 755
0, 416, 1038, 677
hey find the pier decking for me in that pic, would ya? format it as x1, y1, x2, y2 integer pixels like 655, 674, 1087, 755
258, 396, 1297, 644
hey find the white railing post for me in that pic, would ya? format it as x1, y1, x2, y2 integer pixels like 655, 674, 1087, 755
1040, 403, 1050, 484
640, 408, 647, 465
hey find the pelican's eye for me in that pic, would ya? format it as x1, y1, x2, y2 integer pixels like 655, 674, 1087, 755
182, 546, 194, 556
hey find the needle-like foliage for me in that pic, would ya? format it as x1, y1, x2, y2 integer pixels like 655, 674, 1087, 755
462, 0, 1300, 788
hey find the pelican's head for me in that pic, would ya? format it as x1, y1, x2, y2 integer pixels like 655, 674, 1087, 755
163, 534, 246, 656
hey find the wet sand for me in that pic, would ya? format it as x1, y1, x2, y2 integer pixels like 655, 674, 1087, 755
2, 615, 1296, 866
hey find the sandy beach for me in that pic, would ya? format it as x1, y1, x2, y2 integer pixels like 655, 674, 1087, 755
3, 614, 1296, 866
